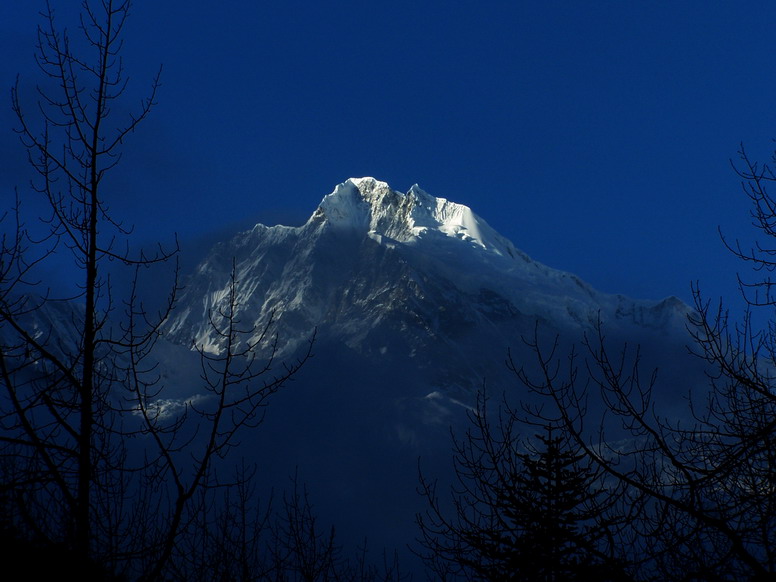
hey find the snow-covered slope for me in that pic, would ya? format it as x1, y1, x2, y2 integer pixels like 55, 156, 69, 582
165, 177, 691, 386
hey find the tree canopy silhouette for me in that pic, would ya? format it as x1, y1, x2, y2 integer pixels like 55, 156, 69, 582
416, 392, 630, 581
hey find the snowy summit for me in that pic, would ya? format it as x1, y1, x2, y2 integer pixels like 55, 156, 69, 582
313, 177, 518, 258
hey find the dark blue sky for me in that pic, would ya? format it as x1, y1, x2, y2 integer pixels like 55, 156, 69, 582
3, 1, 776, 311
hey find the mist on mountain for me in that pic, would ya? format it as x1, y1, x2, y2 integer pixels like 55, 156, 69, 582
135, 177, 706, 571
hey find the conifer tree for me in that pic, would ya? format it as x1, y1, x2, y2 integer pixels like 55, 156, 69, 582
416, 394, 630, 581
504, 426, 624, 581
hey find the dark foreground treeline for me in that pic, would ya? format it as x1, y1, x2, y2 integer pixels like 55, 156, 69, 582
0, 471, 408, 581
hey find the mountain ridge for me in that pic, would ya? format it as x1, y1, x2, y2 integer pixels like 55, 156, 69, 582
164, 177, 691, 366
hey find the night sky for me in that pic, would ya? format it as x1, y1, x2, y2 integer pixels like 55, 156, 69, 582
3, 1, 776, 313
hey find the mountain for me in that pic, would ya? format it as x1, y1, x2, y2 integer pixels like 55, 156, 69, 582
158, 178, 701, 568
165, 177, 691, 396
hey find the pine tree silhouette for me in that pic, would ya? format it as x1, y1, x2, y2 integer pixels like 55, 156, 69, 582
417, 396, 631, 581
500, 426, 622, 581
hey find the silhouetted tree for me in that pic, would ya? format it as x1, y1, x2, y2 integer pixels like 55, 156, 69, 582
169, 466, 410, 582
416, 392, 630, 581
0, 1, 311, 579
269, 474, 347, 581
510, 145, 776, 581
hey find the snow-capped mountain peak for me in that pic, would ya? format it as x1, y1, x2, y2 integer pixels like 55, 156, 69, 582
312, 177, 515, 257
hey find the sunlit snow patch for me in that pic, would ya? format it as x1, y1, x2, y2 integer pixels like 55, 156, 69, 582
133, 394, 210, 421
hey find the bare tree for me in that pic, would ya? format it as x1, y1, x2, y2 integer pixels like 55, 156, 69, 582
267, 473, 346, 581
165, 464, 410, 582
1, 0, 164, 569
126, 261, 312, 581
509, 142, 776, 580
0, 1, 311, 578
